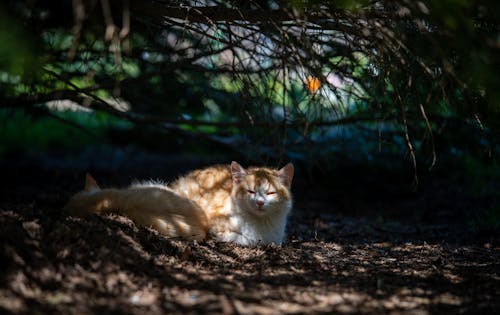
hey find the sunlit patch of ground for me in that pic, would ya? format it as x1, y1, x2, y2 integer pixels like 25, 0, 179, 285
0, 205, 498, 314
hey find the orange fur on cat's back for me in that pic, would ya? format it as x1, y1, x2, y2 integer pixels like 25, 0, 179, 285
170, 165, 233, 220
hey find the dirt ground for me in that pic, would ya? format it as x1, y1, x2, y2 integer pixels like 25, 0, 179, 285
0, 155, 498, 314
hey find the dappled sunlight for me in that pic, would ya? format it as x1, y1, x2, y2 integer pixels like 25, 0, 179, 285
4, 182, 494, 314
45, 98, 130, 112
1, 202, 498, 314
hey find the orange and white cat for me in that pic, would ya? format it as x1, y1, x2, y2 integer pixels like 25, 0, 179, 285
64, 162, 294, 246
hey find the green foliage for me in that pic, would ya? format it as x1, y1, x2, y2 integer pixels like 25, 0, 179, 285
0, 15, 38, 78
0, 0, 497, 173
0, 108, 123, 156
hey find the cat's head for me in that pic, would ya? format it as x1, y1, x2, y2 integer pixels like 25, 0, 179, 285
230, 161, 294, 217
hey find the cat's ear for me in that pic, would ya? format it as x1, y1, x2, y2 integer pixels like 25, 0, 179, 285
231, 161, 246, 184
84, 173, 100, 191
278, 163, 294, 187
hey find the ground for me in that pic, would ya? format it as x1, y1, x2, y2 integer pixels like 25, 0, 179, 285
0, 152, 498, 314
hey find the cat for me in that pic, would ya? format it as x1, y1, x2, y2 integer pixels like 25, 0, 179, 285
64, 161, 294, 246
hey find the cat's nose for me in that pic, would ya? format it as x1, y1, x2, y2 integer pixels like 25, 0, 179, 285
256, 200, 264, 207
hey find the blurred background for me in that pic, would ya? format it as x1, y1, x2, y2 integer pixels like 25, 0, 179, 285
0, 0, 498, 233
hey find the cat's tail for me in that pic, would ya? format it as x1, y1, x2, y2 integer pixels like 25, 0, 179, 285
63, 173, 209, 241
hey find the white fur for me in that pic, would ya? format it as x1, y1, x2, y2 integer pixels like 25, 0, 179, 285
221, 198, 292, 246
131, 180, 168, 190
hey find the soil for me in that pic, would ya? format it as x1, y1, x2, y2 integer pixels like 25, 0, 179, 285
0, 153, 498, 314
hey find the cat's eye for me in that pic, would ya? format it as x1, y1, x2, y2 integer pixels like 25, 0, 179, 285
247, 189, 256, 194
266, 192, 276, 195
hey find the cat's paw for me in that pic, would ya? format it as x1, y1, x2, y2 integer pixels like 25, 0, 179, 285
207, 228, 242, 243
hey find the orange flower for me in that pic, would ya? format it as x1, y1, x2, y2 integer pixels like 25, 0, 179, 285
305, 76, 321, 93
